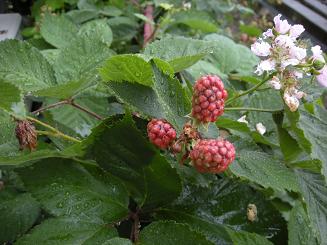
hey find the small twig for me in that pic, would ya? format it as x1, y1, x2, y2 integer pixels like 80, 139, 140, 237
32, 100, 69, 115
225, 75, 273, 105
27, 116, 81, 143
225, 107, 283, 113
31, 98, 103, 120
70, 101, 103, 120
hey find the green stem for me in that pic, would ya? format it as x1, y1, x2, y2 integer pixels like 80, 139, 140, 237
225, 107, 282, 113
27, 117, 81, 143
27, 116, 58, 132
225, 75, 272, 105
36, 130, 81, 143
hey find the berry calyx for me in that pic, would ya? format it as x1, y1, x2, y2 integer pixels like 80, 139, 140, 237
15, 120, 37, 151
147, 119, 176, 149
189, 139, 235, 173
192, 75, 228, 123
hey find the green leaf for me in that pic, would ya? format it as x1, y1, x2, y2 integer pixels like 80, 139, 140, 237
248, 90, 283, 132
274, 111, 303, 162
295, 169, 327, 244
100, 55, 153, 86
226, 229, 273, 245
155, 178, 286, 243
0, 40, 57, 92
107, 16, 139, 42
239, 24, 262, 37
53, 35, 115, 84
185, 60, 229, 86
103, 238, 133, 245
0, 190, 40, 243
78, 19, 113, 45
139, 221, 215, 245
0, 80, 23, 112
16, 158, 129, 222
216, 117, 250, 133
0, 149, 79, 169
15, 217, 118, 245
288, 202, 318, 245
106, 63, 191, 131
296, 106, 327, 181
204, 34, 258, 75
66, 9, 99, 24
40, 13, 79, 48
204, 34, 240, 74
82, 114, 182, 208
0, 109, 19, 157
230, 150, 299, 192
34, 80, 95, 99
41, 49, 61, 65
144, 36, 215, 72
234, 44, 259, 76
169, 10, 218, 33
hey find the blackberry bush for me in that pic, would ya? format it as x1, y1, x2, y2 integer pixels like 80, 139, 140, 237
0, 2, 326, 245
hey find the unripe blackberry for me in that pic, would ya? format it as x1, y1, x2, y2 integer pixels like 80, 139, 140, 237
147, 119, 176, 149
189, 139, 235, 173
192, 75, 228, 123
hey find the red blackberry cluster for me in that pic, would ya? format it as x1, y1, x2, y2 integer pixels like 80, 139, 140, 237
189, 139, 235, 173
192, 75, 228, 123
147, 119, 176, 149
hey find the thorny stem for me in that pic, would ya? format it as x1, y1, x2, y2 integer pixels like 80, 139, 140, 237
31, 99, 103, 120
27, 116, 81, 143
225, 75, 273, 105
225, 107, 283, 113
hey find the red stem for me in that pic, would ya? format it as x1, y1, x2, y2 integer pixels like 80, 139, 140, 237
143, 4, 154, 47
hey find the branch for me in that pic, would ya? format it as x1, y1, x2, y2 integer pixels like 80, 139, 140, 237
31, 99, 103, 120
70, 101, 103, 120
32, 100, 69, 115
225, 107, 283, 113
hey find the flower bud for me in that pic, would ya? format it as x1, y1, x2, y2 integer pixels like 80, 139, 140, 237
313, 60, 326, 71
